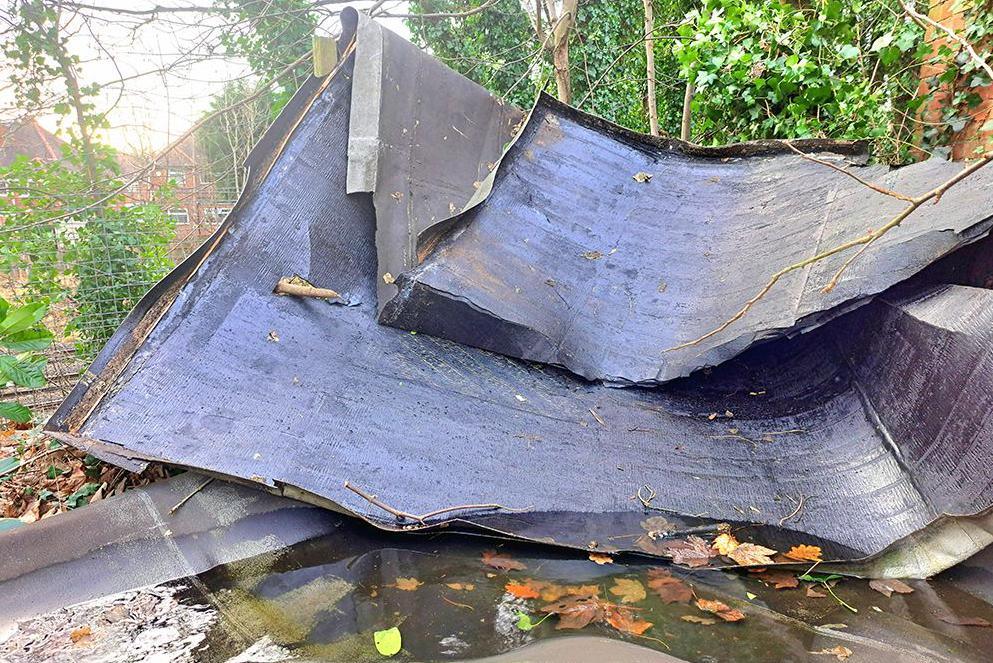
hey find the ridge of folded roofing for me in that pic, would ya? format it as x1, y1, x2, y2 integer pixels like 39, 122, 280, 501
378, 89, 993, 384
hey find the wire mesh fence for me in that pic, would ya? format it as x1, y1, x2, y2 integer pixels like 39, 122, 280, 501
0, 186, 232, 419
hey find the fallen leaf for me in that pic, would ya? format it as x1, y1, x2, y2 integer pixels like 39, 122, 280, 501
632, 171, 653, 183
539, 583, 599, 602
514, 610, 549, 631
938, 615, 993, 627
446, 582, 475, 591
481, 550, 526, 571
746, 592, 757, 600
393, 577, 422, 591
374, 627, 402, 657
506, 581, 542, 600
606, 608, 653, 635
755, 569, 799, 590
660, 535, 717, 568
696, 598, 745, 622
580, 250, 603, 260
868, 579, 914, 598
820, 623, 848, 630
646, 568, 693, 604
609, 578, 647, 604
541, 595, 603, 630
588, 552, 613, 565
811, 646, 852, 660
806, 586, 828, 598
713, 532, 740, 556
784, 544, 823, 562
728, 542, 778, 567
70, 626, 92, 643
681, 614, 717, 625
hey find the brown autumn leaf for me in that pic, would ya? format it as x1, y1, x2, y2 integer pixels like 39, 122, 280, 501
728, 542, 778, 567
755, 569, 800, 590
660, 535, 717, 568
681, 614, 717, 625
609, 578, 647, 604
541, 595, 604, 630
641, 516, 676, 535
70, 626, 92, 643
646, 568, 693, 604
696, 598, 745, 622
811, 646, 853, 660
868, 579, 914, 598
588, 552, 613, 565
539, 583, 599, 602
806, 586, 828, 598
713, 532, 740, 556
784, 544, 823, 562
938, 615, 993, 627
446, 582, 475, 591
606, 607, 653, 635
505, 581, 541, 600
393, 577, 422, 591
481, 550, 526, 571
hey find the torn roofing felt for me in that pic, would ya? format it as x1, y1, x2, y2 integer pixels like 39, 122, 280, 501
346, 11, 523, 311
43, 25, 993, 577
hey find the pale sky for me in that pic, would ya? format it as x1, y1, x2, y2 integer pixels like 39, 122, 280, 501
16, 1, 411, 154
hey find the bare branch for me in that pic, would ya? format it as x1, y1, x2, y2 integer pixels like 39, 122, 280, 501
667, 152, 993, 352
902, 1, 993, 83
779, 140, 914, 202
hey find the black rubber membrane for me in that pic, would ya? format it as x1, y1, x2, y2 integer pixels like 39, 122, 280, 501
43, 45, 993, 572
380, 95, 993, 384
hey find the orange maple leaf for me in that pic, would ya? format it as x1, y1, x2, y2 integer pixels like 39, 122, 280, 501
784, 544, 823, 562
505, 581, 542, 599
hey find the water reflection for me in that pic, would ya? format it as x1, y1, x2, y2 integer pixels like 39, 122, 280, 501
172, 518, 993, 662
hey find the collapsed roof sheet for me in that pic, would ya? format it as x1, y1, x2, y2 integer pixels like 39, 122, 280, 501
45, 40, 993, 576
379, 96, 993, 384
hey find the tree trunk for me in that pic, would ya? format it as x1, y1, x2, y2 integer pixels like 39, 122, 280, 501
549, 0, 578, 104
680, 79, 695, 142
643, 0, 659, 136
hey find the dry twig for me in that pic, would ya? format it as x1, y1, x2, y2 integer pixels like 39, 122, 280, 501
343, 481, 531, 525
169, 477, 214, 515
274, 277, 342, 300
667, 151, 993, 352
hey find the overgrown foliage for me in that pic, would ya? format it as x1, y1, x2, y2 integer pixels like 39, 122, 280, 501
0, 298, 53, 423
1, 0, 176, 361
409, 0, 991, 163
217, 0, 318, 116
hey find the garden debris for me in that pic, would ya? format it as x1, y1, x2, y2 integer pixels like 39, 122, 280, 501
694, 598, 745, 622
40, 9, 993, 579
481, 550, 527, 571
868, 579, 914, 597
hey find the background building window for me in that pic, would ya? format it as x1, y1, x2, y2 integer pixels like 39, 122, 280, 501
166, 208, 190, 224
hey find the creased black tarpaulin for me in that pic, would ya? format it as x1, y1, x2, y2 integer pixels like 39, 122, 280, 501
43, 20, 993, 577
379, 95, 993, 384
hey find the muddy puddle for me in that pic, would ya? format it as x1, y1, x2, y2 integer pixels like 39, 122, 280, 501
163, 520, 993, 662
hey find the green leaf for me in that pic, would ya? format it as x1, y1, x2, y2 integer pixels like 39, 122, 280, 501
838, 44, 859, 60
870, 33, 893, 52
515, 611, 535, 631
65, 482, 100, 509
1, 455, 22, 478
0, 355, 45, 388
1, 328, 52, 353
0, 301, 47, 336
0, 401, 32, 424
799, 572, 843, 583
374, 627, 402, 657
